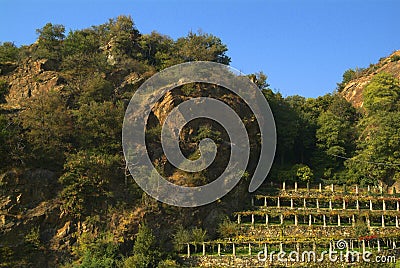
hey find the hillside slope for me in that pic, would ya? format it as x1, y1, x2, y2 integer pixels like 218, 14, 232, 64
340, 50, 400, 107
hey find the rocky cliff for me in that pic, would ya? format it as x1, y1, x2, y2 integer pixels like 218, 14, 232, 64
340, 50, 400, 108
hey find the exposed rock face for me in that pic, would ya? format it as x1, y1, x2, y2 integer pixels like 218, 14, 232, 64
341, 50, 400, 108
4, 58, 65, 107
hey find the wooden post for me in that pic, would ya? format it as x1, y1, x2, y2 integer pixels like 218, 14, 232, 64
218, 243, 221, 256
383, 200, 386, 211
265, 214, 269, 226
280, 214, 284, 225
338, 215, 341, 227
331, 184, 334, 192
329, 199, 332, 210
396, 216, 399, 228
369, 199, 373, 211
382, 215, 385, 227
277, 197, 280, 208
397, 201, 399, 211
237, 214, 241, 224
352, 215, 355, 227
303, 198, 307, 209
319, 183, 322, 192
283, 181, 286, 191
343, 199, 346, 210
187, 243, 191, 257
366, 217, 371, 228
232, 243, 236, 256
248, 243, 252, 255
316, 199, 319, 209
295, 181, 298, 192
280, 243, 283, 252
309, 215, 312, 226
356, 199, 360, 210
202, 243, 206, 256
264, 197, 267, 207
377, 240, 381, 252
295, 214, 298, 226
368, 185, 370, 192
291, 198, 294, 209
356, 185, 359, 194
251, 214, 255, 225
323, 214, 327, 227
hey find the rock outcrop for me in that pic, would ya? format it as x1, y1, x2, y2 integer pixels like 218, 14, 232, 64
341, 50, 400, 108
3, 58, 65, 108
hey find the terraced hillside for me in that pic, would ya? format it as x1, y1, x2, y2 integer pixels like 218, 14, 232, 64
182, 183, 400, 267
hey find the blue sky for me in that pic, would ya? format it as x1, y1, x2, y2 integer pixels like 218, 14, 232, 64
1, 0, 399, 97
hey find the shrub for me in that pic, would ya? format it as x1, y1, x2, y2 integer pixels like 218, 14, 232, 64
217, 218, 239, 240
390, 54, 400, 62
172, 225, 190, 252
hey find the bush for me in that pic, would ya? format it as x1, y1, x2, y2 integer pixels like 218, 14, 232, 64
125, 224, 161, 268
172, 225, 190, 252
354, 220, 370, 238
0, 80, 9, 104
24, 226, 41, 249
390, 54, 400, 62
157, 259, 180, 268
71, 231, 118, 268
217, 218, 239, 240
0, 42, 19, 62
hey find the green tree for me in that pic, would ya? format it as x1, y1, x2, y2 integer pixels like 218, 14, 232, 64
107, 15, 140, 56
0, 80, 9, 103
286, 95, 316, 164
191, 227, 207, 252
71, 232, 118, 268
172, 225, 190, 252
0, 42, 19, 62
34, 23, 65, 59
59, 151, 122, 217
0, 114, 23, 168
124, 224, 160, 268
78, 74, 114, 104
19, 89, 72, 167
73, 101, 124, 153
248, 71, 269, 90
217, 218, 239, 240
316, 110, 351, 156
345, 74, 400, 185
337, 68, 365, 92
62, 28, 100, 57
296, 165, 313, 183
173, 31, 230, 65
337, 68, 356, 92
363, 72, 400, 113
138, 31, 174, 69
346, 112, 400, 185
264, 90, 299, 165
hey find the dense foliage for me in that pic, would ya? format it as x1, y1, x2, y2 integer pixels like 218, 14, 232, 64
0, 15, 399, 267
